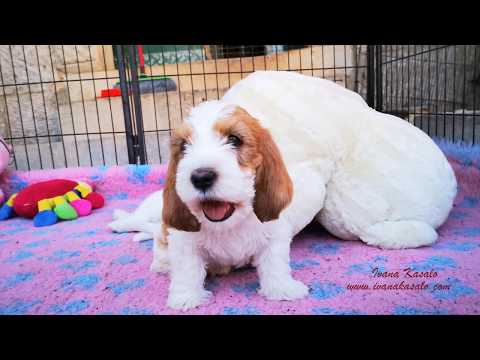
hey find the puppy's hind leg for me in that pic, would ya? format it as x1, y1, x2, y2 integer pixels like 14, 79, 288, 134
358, 220, 438, 250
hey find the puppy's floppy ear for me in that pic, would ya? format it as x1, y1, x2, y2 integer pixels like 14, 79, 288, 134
252, 123, 293, 222
162, 131, 201, 232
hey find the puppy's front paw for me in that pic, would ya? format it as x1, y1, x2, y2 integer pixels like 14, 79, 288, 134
167, 289, 212, 311
259, 278, 309, 301
150, 258, 169, 273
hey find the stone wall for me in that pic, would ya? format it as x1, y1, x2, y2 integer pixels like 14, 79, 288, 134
0, 45, 106, 144
0, 45, 63, 143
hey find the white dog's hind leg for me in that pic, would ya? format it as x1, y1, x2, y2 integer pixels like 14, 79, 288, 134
282, 162, 328, 237
108, 217, 160, 240
112, 209, 130, 220
107, 216, 139, 233
109, 190, 163, 236
133, 232, 153, 242
131, 222, 161, 242
134, 222, 160, 240
358, 220, 438, 249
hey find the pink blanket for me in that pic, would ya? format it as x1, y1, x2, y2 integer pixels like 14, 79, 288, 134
0, 140, 479, 315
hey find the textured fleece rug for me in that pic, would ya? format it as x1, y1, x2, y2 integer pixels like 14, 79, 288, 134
0, 139, 479, 315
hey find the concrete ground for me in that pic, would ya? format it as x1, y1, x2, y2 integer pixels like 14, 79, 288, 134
10, 88, 227, 170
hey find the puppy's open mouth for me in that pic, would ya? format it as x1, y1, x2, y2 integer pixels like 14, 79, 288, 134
201, 200, 235, 222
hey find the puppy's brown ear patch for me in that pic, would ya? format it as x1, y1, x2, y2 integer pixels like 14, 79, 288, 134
162, 128, 201, 232
253, 124, 293, 222
217, 106, 293, 222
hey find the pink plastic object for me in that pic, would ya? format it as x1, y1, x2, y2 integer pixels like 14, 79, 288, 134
69, 199, 92, 216
0, 136, 12, 205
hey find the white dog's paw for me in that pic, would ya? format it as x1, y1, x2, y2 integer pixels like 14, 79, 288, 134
133, 232, 153, 242
259, 278, 309, 301
150, 258, 169, 273
167, 289, 212, 311
107, 220, 123, 233
112, 209, 129, 220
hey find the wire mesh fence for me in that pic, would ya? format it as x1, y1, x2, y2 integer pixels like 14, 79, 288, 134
3, 45, 477, 172
0, 45, 368, 170
0, 45, 128, 170
379, 45, 480, 144
134, 44, 368, 165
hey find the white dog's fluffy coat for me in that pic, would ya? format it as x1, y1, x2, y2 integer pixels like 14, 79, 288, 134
109, 71, 457, 311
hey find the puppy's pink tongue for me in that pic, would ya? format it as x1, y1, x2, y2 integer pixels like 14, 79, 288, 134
202, 201, 233, 221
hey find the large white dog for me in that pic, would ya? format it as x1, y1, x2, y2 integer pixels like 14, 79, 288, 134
110, 71, 457, 311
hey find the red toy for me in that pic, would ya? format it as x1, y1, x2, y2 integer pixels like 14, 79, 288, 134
0, 179, 104, 227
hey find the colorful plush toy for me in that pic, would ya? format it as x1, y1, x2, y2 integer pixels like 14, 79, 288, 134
0, 179, 104, 227
0, 136, 11, 206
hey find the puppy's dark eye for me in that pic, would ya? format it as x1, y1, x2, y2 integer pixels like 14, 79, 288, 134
227, 135, 242, 148
180, 140, 187, 153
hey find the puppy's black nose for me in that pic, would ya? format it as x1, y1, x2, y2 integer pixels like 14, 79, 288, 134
191, 168, 217, 191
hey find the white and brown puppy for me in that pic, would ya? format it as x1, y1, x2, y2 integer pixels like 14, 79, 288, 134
155, 102, 321, 311
154, 71, 457, 311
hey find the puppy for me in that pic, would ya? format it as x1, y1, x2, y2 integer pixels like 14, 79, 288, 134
155, 102, 331, 311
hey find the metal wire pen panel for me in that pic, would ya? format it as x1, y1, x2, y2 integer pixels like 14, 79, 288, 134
133, 45, 368, 165
0, 45, 368, 170
379, 45, 480, 144
0, 45, 130, 170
